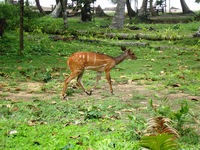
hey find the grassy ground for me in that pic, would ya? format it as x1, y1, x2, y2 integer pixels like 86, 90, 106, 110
0, 16, 200, 149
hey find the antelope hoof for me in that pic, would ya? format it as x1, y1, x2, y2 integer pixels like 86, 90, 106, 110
111, 91, 114, 95
85, 90, 92, 95
62, 94, 68, 100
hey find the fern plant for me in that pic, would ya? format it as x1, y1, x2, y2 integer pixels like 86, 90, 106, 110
145, 117, 179, 138
139, 116, 180, 150
139, 134, 178, 150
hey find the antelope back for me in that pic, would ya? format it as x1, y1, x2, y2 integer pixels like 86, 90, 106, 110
67, 52, 115, 71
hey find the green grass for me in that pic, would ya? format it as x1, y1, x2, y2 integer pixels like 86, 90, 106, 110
0, 16, 200, 149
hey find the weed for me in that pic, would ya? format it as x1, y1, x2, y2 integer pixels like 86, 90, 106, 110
83, 105, 103, 120
128, 115, 146, 140
172, 101, 190, 131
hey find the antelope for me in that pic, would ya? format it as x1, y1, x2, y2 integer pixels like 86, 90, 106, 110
62, 46, 137, 99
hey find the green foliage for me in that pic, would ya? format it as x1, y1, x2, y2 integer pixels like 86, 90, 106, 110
148, 99, 191, 132
172, 101, 189, 131
128, 115, 146, 140
0, 4, 19, 30
139, 116, 179, 150
83, 105, 103, 120
0, 4, 41, 30
139, 134, 178, 150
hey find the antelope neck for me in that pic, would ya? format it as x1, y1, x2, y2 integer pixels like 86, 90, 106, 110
114, 52, 128, 65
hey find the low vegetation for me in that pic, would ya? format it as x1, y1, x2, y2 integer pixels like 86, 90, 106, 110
0, 5, 200, 150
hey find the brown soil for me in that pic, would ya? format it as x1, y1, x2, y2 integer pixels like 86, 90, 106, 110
1, 81, 199, 102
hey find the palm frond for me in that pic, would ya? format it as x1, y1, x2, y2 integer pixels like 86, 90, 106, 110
139, 134, 178, 150
145, 116, 180, 138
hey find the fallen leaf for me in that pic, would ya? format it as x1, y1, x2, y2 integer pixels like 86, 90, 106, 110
8, 130, 18, 135
190, 98, 198, 101
160, 71, 165, 75
114, 111, 122, 115
137, 107, 147, 110
15, 88, 21, 91
11, 99, 20, 103
76, 141, 83, 145
178, 75, 185, 79
121, 108, 135, 112
27, 120, 37, 126
172, 83, 181, 87
70, 135, 80, 139
33, 141, 41, 145
120, 75, 127, 79
109, 115, 120, 120
17, 66, 22, 70
12, 106, 19, 111
107, 105, 115, 109
78, 111, 84, 115
51, 101, 57, 105
6, 104, 11, 108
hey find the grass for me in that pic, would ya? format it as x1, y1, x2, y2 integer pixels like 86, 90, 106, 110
0, 16, 200, 149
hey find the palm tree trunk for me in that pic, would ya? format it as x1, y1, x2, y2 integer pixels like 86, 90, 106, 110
60, 0, 68, 28
126, 0, 136, 24
149, 0, 156, 16
35, 0, 45, 15
50, 2, 62, 18
138, 0, 148, 16
110, 0, 125, 29
180, 0, 194, 14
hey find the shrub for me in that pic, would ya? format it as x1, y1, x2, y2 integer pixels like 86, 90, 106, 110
0, 4, 41, 30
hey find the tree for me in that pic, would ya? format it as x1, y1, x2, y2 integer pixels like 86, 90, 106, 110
50, 0, 68, 28
71, 0, 96, 21
35, 0, 45, 15
110, 0, 125, 29
19, 0, 24, 55
81, 1, 92, 21
50, 1, 62, 18
180, 0, 194, 14
149, 0, 156, 16
138, 0, 148, 16
195, 0, 200, 3
60, 0, 68, 28
126, 0, 136, 24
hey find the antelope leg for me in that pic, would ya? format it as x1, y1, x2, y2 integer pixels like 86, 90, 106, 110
62, 72, 79, 99
77, 71, 91, 95
90, 72, 102, 92
105, 70, 114, 94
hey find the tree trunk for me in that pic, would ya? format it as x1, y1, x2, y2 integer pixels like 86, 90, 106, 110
60, 0, 68, 28
35, 0, 45, 15
50, 2, 62, 18
138, 0, 148, 16
126, 0, 136, 24
81, 2, 92, 21
19, 0, 24, 56
110, 0, 125, 29
95, 5, 108, 17
149, 0, 156, 16
25, 0, 29, 6
180, 0, 194, 14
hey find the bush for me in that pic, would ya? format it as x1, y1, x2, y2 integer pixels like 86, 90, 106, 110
0, 4, 41, 30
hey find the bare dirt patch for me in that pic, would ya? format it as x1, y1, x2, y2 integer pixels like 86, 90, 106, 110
1, 81, 199, 102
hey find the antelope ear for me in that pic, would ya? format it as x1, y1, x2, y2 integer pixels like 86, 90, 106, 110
121, 46, 126, 51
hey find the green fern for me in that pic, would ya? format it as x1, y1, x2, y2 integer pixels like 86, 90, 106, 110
139, 117, 180, 150
139, 134, 178, 150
